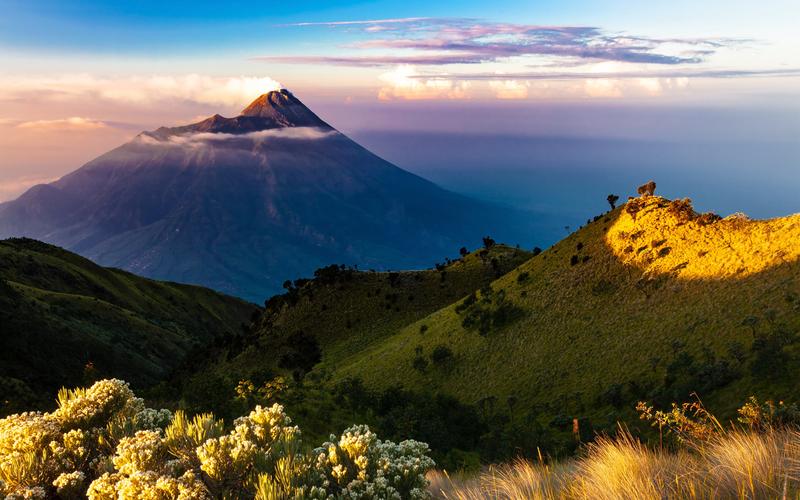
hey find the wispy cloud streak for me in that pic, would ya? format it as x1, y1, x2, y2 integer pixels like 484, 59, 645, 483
261, 18, 744, 67
414, 68, 800, 81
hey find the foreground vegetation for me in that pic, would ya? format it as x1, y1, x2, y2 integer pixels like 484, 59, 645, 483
432, 397, 800, 499
0, 379, 435, 499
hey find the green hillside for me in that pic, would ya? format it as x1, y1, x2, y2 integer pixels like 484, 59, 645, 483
332, 196, 800, 432
194, 244, 533, 386
0, 238, 258, 414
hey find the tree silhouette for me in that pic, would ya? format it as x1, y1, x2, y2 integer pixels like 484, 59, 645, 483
607, 194, 620, 210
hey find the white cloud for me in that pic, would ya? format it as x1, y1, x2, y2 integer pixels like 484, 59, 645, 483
0, 74, 283, 108
488, 80, 529, 99
378, 65, 471, 100
138, 126, 338, 147
16, 116, 109, 131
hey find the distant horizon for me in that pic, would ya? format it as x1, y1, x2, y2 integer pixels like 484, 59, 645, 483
1, 0, 798, 218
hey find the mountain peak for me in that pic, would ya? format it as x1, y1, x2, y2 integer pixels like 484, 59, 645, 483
239, 89, 328, 128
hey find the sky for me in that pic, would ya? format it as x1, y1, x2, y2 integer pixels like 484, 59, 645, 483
0, 0, 798, 217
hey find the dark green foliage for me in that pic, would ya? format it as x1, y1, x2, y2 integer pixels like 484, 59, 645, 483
458, 287, 523, 336
431, 345, 454, 365
570, 255, 579, 266
455, 292, 477, 313
751, 326, 797, 379
278, 331, 322, 375
532, 247, 542, 256
412, 356, 428, 373
482, 236, 496, 249
599, 384, 626, 408
0, 238, 256, 415
607, 194, 620, 210
656, 345, 742, 405
517, 272, 530, 284
314, 264, 356, 285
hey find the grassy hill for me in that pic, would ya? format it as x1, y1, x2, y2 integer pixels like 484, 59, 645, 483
331, 196, 800, 431
193, 244, 533, 386
0, 238, 258, 414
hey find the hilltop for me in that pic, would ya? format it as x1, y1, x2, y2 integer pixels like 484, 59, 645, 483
333, 196, 800, 429
0, 238, 257, 414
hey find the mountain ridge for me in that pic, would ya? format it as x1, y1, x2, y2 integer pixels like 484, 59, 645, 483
0, 90, 543, 301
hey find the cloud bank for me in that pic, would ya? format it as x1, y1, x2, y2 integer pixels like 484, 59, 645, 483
262, 18, 743, 67
138, 127, 338, 147
0, 74, 282, 108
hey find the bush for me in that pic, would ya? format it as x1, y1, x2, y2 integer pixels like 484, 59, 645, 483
667, 198, 695, 222
0, 379, 435, 499
431, 345, 454, 366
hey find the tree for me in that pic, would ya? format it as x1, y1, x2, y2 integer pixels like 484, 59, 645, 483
607, 194, 620, 210
459, 246, 469, 257
431, 345, 454, 365
482, 236, 496, 249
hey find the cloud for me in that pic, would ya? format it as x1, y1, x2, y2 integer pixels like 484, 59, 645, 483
0, 74, 283, 108
377, 66, 471, 100
413, 67, 800, 81
488, 80, 529, 99
260, 18, 743, 68
16, 117, 109, 131
283, 17, 431, 27
138, 126, 338, 146
0, 175, 59, 200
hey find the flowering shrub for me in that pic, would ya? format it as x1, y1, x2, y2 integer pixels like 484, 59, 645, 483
0, 379, 435, 499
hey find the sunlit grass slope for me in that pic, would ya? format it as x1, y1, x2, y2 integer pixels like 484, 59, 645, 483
335, 196, 800, 425
0, 238, 257, 413
208, 245, 533, 381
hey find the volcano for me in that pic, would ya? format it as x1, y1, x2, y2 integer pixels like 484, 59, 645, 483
0, 90, 538, 301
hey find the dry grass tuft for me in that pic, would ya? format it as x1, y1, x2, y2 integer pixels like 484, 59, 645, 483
432, 429, 800, 499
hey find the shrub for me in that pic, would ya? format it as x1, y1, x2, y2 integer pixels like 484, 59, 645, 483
517, 272, 530, 284
0, 379, 435, 499
667, 198, 695, 222
431, 345, 454, 366
607, 194, 620, 210
482, 236, 496, 250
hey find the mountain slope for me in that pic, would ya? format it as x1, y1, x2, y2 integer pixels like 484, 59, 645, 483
0, 238, 257, 414
181, 244, 533, 389
325, 196, 800, 426
0, 90, 542, 301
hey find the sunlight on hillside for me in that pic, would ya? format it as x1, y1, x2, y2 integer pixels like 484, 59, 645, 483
606, 196, 800, 279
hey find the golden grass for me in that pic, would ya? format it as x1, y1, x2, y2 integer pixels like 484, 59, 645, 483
431, 429, 800, 499
337, 196, 800, 427
606, 197, 800, 279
